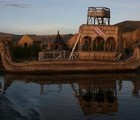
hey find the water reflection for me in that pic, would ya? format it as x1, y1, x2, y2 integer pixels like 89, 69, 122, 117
132, 79, 140, 96
74, 79, 118, 115
1, 73, 140, 120
2, 73, 123, 95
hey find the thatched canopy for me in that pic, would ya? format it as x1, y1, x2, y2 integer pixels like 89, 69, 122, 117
67, 33, 78, 49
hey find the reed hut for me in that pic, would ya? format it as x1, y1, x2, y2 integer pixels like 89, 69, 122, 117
18, 35, 41, 47
52, 31, 67, 50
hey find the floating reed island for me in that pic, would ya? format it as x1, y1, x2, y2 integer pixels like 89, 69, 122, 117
0, 7, 140, 73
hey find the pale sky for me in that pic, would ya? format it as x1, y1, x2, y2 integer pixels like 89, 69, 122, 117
0, 0, 139, 35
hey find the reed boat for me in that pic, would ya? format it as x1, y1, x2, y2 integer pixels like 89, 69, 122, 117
0, 41, 140, 73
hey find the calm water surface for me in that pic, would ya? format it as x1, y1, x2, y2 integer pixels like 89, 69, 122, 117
0, 73, 140, 120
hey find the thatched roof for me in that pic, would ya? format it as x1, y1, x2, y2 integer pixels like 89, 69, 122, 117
53, 31, 67, 50
26, 34, 41, 42
67, 33, 78, 49
115, 21, 140, 32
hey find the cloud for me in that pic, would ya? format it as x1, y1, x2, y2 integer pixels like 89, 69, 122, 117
0, 1, 30, 8
4, 3, 29, 8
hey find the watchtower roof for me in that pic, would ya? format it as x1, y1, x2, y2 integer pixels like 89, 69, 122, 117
88, 7, 110, 18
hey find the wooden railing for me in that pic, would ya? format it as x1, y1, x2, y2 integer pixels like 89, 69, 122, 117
38, 51, 70, 61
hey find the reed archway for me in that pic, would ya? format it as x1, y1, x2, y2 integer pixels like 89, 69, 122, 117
82, 36, 92, 51
93, 37, 105, 51
105, 37, 116, 52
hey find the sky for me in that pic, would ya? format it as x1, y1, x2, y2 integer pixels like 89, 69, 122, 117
0, 0, 140, 35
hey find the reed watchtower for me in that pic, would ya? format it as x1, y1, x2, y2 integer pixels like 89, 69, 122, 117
69, 7, 121, 61
87, 7, 110, 25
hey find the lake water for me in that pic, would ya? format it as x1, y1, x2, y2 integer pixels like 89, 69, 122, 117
0, 73, 140, 120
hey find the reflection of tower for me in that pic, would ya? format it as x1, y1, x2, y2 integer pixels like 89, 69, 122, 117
75, 80, 118, 115
39, 83, 62, 95
0, 82, 3, 93
3, 76, 13, 94
87, 7, 110, 25
40, 84, 44, 95
118, 80, 123, 91
132, 80, 140, 96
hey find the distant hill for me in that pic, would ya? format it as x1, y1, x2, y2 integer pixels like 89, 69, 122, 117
115, 21, 140, 32
38, 34, 73, 43
0, 32, 73, 44
0, 32, 15, 42
0, 32, 15, 36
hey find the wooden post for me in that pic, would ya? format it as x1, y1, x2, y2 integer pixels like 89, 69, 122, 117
69, 33, 81, 60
